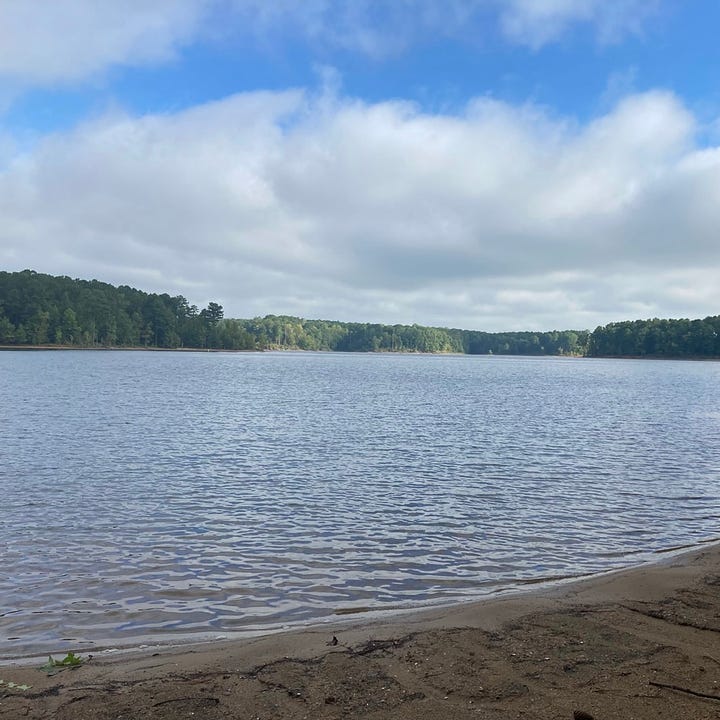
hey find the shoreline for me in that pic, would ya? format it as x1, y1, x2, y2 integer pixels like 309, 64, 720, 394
3, 542, 720, 719
4, 536, 718, 667
3, 344, 719, 362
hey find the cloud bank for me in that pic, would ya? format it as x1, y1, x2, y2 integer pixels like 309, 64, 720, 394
2, 87, 719, 330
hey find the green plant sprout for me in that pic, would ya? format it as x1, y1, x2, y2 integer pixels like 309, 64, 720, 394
39, 652, 84, 675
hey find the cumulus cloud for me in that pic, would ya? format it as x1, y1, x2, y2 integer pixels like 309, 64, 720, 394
2, 86, 719, 330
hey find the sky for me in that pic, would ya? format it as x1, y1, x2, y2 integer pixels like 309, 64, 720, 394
1, 1, 720, 332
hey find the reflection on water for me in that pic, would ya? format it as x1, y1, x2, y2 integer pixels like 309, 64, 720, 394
1, 351, 719, 658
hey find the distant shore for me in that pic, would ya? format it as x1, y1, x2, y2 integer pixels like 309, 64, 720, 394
3, 542, 720, 719
0, 344, 244, 352
5, 344, 719, 361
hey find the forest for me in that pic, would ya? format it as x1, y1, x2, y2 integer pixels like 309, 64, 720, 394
587, 317, 720, 358
0, 270, 241, 349
1, 270, 718, 358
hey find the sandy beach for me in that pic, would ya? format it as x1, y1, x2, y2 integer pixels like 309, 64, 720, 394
2, 543, 719, 720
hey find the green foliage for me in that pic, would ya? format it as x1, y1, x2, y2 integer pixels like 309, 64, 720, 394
236, 315, 588, 356
39, 652, 84, 675
0, 270, 244, 350
0, 271, 592, 355
587, 317, 720, 358
9, 269, 715, 359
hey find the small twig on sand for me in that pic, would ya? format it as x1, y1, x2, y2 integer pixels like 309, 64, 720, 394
649, 681, 720, 701
152, 697, 220, 708
621, 605, 720, 634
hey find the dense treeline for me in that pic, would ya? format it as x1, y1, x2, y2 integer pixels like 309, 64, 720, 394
3, 267, 715, 362
237, 315, 588, 355
15, 268, 714, 358
0, 269, 250, 349
0, 271, 589, 354
587, 317, 720, 358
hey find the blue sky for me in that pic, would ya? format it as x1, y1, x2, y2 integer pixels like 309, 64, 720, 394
7, 2, 720, 132
1, 1, 720, 331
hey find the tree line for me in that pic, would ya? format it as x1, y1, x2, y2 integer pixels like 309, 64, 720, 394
0, 270, 588, 355
237, 315, 588, 355
587, 317, 720, 358
0, 270, 243, 349
2, 269, 718, 358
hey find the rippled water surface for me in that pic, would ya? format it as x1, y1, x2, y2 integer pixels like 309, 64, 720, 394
1, 350, 719, 658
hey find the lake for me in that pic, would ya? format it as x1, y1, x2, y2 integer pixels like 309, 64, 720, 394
1, 350, 719, 659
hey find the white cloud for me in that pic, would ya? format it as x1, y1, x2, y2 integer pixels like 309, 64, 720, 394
2, 88, 719, 330
500, 0, 662, 48
0, 0, 205, 85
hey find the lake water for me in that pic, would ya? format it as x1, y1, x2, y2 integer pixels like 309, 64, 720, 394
1, 350, 719, 659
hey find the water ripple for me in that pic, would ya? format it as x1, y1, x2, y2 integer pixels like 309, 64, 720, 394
1, 351, 719, 658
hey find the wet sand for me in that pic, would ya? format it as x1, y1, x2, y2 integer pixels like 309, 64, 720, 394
2, 543, 720, 719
